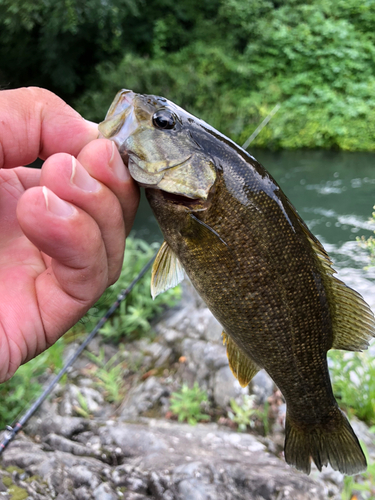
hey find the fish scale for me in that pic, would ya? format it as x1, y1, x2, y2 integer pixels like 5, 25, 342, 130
99, 89, 375, 476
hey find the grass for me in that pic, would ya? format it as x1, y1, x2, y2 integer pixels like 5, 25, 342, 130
341, 442, 375, 500
328, 351, 375, 426
84, 349, 126, 404
0, 338, 65, 429
74, 236, 181, 342
169, 382, 210, 425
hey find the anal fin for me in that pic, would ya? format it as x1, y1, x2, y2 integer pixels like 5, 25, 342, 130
222, 332, 260, 387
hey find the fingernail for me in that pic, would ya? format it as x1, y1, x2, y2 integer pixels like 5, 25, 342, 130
43, 186, 75, 218
70, 157, 101, 192
109, 141, 130, 181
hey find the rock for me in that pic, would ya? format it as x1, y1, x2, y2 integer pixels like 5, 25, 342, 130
0, 418, 332, 500
251, 371, 275, 404
43, 433, 93, 456
119, 376, 170, 420
213, 365, 246, 408
27, 415, 88, 439
93, 482, 117, 500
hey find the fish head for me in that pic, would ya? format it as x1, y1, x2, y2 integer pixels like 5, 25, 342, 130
98, 89, 217, 206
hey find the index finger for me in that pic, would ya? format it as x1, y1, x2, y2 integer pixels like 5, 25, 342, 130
0, 87, 98, 169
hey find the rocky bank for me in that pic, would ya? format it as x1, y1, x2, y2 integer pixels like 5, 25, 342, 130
0, 284, 373, 499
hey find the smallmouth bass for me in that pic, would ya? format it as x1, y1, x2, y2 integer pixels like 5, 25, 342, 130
99, 90, 375, 475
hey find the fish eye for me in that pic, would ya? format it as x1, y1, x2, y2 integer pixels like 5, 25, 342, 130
152, 109, 176, 130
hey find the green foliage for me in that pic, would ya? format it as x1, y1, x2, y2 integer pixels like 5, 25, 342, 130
73, 389, 92, 419
342, 442, 375, 500
169, 382, 210, 425
3, 1, 375, 147
84, 349, 126, 404
0, 0, 140, 98
357, 206, 375, 267
329, 351, 375, 425
79, 236, 181, 342
76, 0, 375, 151
228, 395, 258, 432
228, 395, 270, 434
0, 339, 65, 428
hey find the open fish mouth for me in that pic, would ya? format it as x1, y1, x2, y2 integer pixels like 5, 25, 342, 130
98, 89, 138, 154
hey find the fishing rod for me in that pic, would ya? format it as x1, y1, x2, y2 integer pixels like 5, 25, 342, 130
0, 253, 156, 457
242, 103, 281, 150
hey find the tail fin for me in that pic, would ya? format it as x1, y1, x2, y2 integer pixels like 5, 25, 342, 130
284, 409, 366, 475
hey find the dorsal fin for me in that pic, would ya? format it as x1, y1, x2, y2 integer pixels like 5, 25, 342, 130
291, 204, 375, 351
222, 332, 260, 387
151, 241, 185, 299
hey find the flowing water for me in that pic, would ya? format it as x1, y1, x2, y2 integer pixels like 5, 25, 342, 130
131, 149, 375, 310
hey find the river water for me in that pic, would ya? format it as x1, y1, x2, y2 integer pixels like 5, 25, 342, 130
131, 149, 375, 311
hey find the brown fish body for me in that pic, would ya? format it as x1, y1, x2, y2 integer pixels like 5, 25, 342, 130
99, 89, 375, 475
146, 146, 335, 428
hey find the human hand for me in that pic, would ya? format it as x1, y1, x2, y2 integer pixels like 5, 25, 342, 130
0, 87, 139, 382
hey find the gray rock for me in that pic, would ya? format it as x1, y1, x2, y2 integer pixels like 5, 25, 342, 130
93, 482, 117, 500
1, 418, 333, 500
28, 415, 88, 438
43, 433, 93, 456
213, 365, 245, 408
119, 376, 170, 420
68, 464, 100, 489
251, 370, 275, 404
74, 486, 92, 500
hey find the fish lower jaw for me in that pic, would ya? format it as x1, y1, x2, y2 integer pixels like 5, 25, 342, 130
146, 187, 209, 211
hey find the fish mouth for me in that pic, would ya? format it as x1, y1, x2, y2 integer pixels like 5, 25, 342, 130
146, 187, 213, 211
98, 89, 138, 150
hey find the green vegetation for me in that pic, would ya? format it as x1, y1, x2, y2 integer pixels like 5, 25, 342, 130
2, 0, 375, 150
169, 382, 210, 425
0, 237, 180, 427
329, 351, 375, 426
0, 338, 65, 429
84, 350, 126, 404
357, 206, 375, 267
228, 395, 258, 432
342, 443, 375, 500
74, 237, 181, 342
228, 396, 270, 434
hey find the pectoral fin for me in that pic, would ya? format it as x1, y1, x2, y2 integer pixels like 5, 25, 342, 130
222, 332, 260, 387
151, 241, 185, 299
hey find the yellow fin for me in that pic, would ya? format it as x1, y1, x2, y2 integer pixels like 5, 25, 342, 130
151, 241, 185, 299
294, 210, 375, 351
222, 332, 260, 387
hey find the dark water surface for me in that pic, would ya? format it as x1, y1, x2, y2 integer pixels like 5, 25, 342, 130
131, 149, 375, 309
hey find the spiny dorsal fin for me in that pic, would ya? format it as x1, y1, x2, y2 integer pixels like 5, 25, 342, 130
222, 332, 260, 387
151, 241, 185, 299
291, 205, 375, 351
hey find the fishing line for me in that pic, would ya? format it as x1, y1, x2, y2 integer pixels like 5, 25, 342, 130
242, 103, 281, 150
0, 252, 156, 457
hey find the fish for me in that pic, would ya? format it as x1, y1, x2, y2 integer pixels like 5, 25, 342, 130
98, 89, 375, 475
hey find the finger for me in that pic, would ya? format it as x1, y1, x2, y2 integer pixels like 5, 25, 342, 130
39, 150, 126, 285
0, 87, 98, 169
77, 139, 140, 236
16, 186, 109, 345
